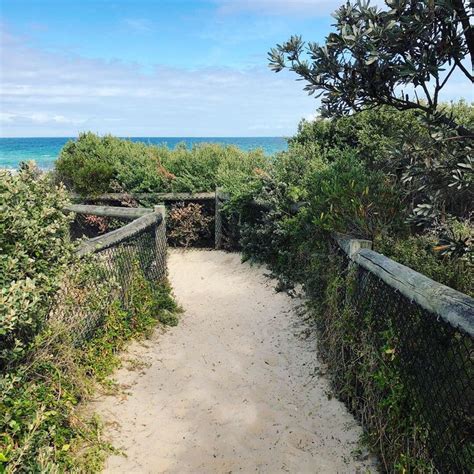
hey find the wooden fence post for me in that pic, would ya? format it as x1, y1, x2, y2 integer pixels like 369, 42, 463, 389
333, 232, 372, 260
154, 204, 166, 224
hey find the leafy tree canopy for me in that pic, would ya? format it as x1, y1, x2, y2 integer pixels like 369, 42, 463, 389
269, 0, 473, 135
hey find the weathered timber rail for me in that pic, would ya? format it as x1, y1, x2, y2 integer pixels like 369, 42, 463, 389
76, 211, 163, 257
71, 192, 216, 202
65, 204, 153, 220
334, 233, 474, 334
332, 233, 474, 472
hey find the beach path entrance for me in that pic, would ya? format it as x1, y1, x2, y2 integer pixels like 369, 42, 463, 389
91, 249, 377, 473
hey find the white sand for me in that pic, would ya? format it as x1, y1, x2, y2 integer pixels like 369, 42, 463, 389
91, 249, 377, 473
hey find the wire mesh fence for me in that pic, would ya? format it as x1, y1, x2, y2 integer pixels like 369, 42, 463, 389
215, 188, 234, 249
354, 266, 472, 472
69, 193, 217, 248
332, 236, 474, 472
50, 208, 167, 342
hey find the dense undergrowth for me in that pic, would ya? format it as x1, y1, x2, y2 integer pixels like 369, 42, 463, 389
54, 104, 472, 295
229, 102, 473, 297
227, 103, 473, 471
0, 165, 178, 472
55, 135, 269, 196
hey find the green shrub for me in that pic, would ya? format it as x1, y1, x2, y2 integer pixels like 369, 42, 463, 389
235, 152, 405, 285
0, 163, 72, 369
224, 141, 326, 275
0, 258, 178, 472
115, 144, 169, 194
55, 133, 120, 194
55, 133, 269, 196
56, 133, 173, 195
304, 155, 406, 240
289, 106, 427, 167
161, 143, 227, 192
375, 230, 473, 297
215, 147, 268, 199
291, 103, 473, 232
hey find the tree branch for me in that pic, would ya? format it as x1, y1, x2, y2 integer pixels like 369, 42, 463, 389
452, 0, 474, 69
455, 58, 474, 82
439, 62, 457, 90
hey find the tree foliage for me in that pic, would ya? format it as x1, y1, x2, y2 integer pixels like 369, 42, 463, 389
269, 0, 473, 135
269, 1, 473, 253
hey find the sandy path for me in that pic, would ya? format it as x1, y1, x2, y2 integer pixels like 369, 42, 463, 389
92, 250, 376, 473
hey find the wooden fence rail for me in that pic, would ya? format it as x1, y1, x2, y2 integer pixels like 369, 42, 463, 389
76, 212, 163, 257
70, 192, 216, 202
64, 204, 153, 219
333, 233, 474, 336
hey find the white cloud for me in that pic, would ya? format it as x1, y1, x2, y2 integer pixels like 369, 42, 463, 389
1, 21, 470, 138
0, 26, 317, 137
0, 112, 15, 123
27, 113, 86, 125
0, 111, 87, 125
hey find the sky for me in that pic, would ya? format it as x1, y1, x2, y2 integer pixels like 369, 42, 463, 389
0, 0, 471, 137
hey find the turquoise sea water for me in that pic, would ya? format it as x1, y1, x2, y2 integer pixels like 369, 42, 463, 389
0, 137, 288, 170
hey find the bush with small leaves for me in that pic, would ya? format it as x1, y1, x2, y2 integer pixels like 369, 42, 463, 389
0, 162, 73, 369
168, 203, 213, 248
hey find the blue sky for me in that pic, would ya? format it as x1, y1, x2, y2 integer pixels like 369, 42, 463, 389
0, 0, 471, 137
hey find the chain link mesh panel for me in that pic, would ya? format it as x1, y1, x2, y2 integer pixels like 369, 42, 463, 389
354, 267, 472, 472
50, 212, 167, 342
332, 246, 474, 472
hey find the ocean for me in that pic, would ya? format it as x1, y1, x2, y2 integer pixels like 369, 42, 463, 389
0, 137, 288, 170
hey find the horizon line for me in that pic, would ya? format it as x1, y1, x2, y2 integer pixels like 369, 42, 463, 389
0, 135, 289, 139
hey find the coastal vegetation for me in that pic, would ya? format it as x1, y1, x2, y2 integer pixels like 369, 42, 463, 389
0, 164, 179, 471
1, 0, 472, 471
54, 100, 473, 295
55, 134, 268, 196
4, 91, 472, 474
53, 1, 472, 469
